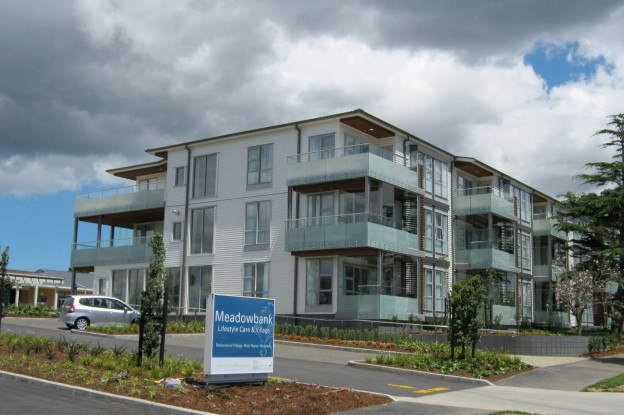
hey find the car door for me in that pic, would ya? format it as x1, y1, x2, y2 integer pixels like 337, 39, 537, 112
105, 298, 133, 325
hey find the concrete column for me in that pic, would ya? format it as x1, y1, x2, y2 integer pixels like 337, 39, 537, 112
14, 287, 20, 306
53, 286, 59, 309
33, 284, 39, 306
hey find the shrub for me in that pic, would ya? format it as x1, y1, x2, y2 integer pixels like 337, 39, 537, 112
589, 336, 604, 354
320, 327, 330, 339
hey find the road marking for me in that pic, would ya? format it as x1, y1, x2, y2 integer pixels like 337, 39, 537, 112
428, 387, 450, 391
387, 384, 451, 394
414, 389, 433, 394
387, 384, 415, 389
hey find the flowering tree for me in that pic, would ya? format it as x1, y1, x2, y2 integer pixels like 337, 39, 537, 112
555, 270, 604, 335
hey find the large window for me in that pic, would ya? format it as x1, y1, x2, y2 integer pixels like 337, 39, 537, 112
425, 208, 448, 255
111, 269, 145, 307
425, 269, 445, 313
306, 258, 333, 306
434, 212, 448, 255
433, 160, 448, 198
309, 133, 335, 160
165, 268, 181, 313
247, 144, 273, 185
112, 270, 126, 300
308, 193, 334, 225
188, 266, 212, 312
520, 190, 532, 224
192, 154, 217, 198
521, 232, 531, 270
245, 201, 271, 246
191, 207, 215, 254
243, 263, 270, 298
424, 210, 433, 251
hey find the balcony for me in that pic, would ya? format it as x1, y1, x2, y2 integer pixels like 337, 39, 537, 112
70, 237, 153, 268
534, 264, 567, 280
455, 246, 516, 271
533, 214, 566, 239
454, 187, 514, 218
338, 291, 419, 320
287, 144, 418, 191
74, 182, 165, 218
285, 212, 418, 255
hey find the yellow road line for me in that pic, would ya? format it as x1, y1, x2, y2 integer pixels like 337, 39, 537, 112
387, 384, 415, 389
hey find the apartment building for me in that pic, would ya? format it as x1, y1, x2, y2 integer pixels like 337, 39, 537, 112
70, 109, 572, 326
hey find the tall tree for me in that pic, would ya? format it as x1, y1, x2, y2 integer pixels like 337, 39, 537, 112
448, 275, 485, 359
139, 233, 167, 362
557, 114, 624, 331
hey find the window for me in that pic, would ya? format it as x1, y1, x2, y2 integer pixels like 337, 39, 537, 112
245, 201, 271, 246
97, 279, 106, 295
308, 193, 334, 225
138, 178, 159, 191
434, 160, 448, 198
112, 270, 126, 300
165, 267, 181, 313
175, 167, 185, 186
192, 154, 217, 198
521, 232, 531, 270
247, 144, 273, 185
172, 222, 182, 241
243, 263, 270, 298
420, 154, 433, 193
191, 207, 215, 254
521, 190, 532, 224
434, 213, 448, 255
425, 269, 445, 313
188, 266, 212, 312
134, 223, 154, 244
521, 280, 532, 319
127, 269, 145, 308
111, 269, 145, 307
424, 210, 433, 251
308, 133, 335, 160
306, 258, 333, 306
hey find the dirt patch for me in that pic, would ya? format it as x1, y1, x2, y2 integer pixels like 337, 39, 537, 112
580, 346, 624, 358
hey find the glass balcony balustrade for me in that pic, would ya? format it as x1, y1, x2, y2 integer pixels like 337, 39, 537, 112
455, 242, 515, 270
338, 285, 419, 320
454, 186, 514, 217
74, 182, 165, 218
70, 237, 153, 268
285, 212, 418, 254
533, 213, 566, 239
286, 144, 417, 190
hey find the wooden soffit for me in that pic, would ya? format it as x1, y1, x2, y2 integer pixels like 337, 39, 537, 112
340, 116, 395, 139
455, 161, 492, 178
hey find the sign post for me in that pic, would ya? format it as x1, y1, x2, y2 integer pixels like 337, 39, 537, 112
204, 294, 275, 384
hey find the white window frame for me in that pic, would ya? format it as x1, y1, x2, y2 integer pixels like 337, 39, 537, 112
192, 153, 217, 198
245, 201, 271, 246
190, 206, 215, 254
243, 262, 270, 298
247, 144, 273, 186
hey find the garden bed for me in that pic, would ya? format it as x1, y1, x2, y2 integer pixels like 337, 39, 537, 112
0, 333, 391, 414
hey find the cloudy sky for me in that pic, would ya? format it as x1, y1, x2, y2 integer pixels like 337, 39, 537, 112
1, 0, 624, 271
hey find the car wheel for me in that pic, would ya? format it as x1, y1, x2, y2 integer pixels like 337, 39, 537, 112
74, 317, 89, 330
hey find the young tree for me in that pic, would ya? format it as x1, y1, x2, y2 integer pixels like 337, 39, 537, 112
555, 270, 604, 335
448, 275, 485, 359
139, 233, 167, 362
0, 246, 9, 332
557, 113, 624, 331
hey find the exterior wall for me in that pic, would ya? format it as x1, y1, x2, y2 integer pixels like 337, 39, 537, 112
161, 126, 298, 315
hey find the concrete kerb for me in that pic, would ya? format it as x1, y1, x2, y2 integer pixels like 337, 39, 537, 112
0, 370, 215, 415
347, 361, 494, 386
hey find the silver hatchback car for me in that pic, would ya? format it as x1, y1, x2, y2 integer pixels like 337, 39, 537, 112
60, 295, 140, 330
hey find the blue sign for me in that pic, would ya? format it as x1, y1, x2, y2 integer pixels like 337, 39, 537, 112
204, 294, 275, 377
